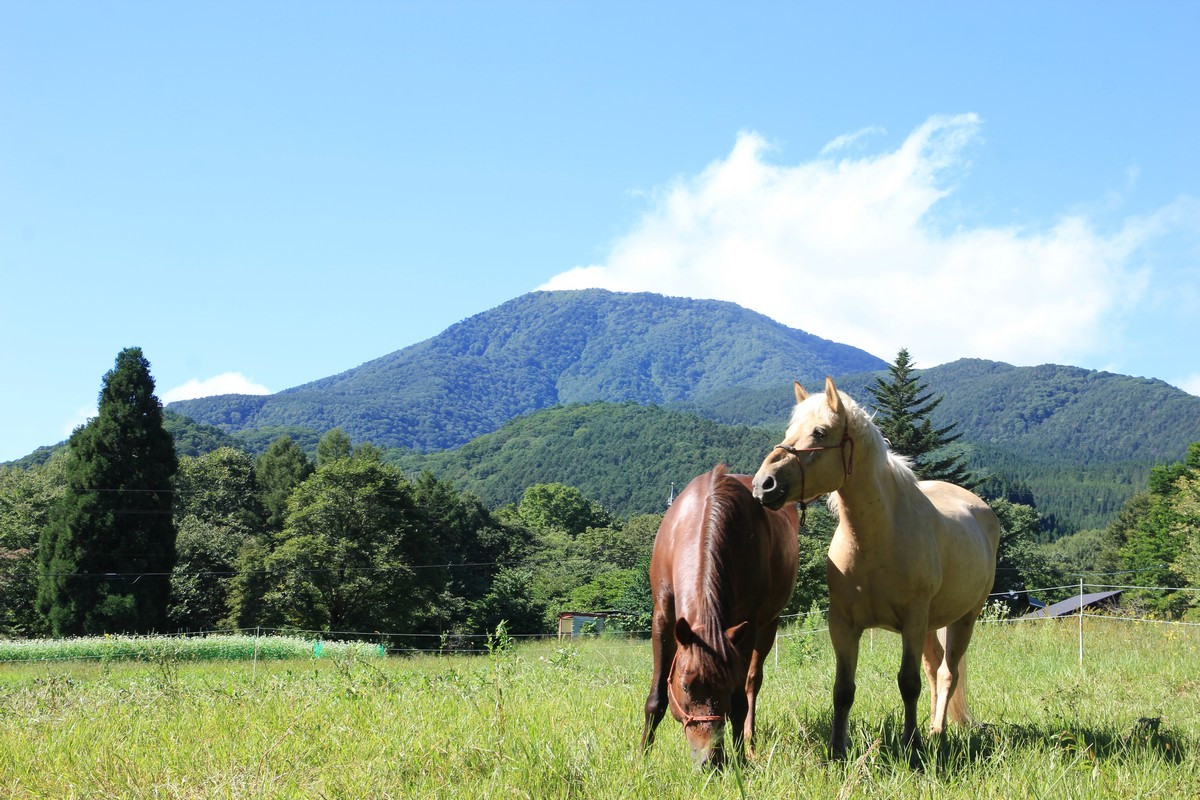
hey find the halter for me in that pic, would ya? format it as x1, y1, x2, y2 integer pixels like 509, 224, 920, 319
771, 420, 854, 525
666, 653, 724, 729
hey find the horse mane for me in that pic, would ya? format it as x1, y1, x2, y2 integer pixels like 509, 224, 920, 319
690, 465, 742, 685
825, 391, 920, 514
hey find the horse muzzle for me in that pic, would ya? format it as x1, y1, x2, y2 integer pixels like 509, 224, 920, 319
686, 722, 727, 770
752, 473, 788, 510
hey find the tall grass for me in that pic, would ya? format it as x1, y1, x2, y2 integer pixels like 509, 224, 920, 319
1, 618, 1197, 799
0, 633, 384, 664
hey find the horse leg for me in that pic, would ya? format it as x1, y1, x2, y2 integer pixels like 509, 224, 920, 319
729, 676, 750, 760
897, 617, 927, 761
828, 611, 862, 760
740, 623, 776, 758
922, 629, 945, 728
641, 602, 675, 751
935, 614, 980, 731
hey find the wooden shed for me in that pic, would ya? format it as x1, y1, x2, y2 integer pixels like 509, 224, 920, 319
556, 610, 619, 639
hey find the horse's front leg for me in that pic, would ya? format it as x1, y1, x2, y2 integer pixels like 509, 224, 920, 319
738, 622, 777, 758
898, 617, 928, 764
828, 611, 862, 760
641, 600, 675, 751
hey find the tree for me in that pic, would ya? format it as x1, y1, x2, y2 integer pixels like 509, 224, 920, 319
518, 483, 612, 536
0, 457, 65, 636
1099, 442, 1199, 616
869, 347, 975, 486
254, 436, 314, 531
169, 447, 265, 630
575, 513, 659, 570
316, 427, 353, 467
989, 498, 1061, 609
247, 458, 425, 632
411, 471, 525, 632
37, 348, 178, 635
1169, 474, 1200, 616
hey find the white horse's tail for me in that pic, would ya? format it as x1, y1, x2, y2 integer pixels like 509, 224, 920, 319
946, 654, 975, 726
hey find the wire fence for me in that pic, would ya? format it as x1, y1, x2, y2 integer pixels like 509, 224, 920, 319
1, 582, 1197, 665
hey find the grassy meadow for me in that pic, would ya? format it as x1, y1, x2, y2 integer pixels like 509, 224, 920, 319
1, 618, 1198, 799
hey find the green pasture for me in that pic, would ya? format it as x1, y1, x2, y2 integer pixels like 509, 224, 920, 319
1, 618, 1198, 799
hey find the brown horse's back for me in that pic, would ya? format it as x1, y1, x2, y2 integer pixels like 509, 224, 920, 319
651, 468, 798, 627
642, 465, 799, 764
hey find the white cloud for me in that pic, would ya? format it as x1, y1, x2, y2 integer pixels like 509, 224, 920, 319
161, 372, 271, 404
820, 125, 885, 156
1177, 374, 1200, 397
541, 114, 1182, 370
61, 405, 96, 437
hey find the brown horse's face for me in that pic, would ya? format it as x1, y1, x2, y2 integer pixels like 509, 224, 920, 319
753, 378, 850, 510
669, 619, 749, 768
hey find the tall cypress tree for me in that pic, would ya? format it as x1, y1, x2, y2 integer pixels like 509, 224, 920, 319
37, 347, 178, 635
869, 347, 975, 486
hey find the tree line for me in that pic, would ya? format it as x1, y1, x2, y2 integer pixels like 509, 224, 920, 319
2, 347, 1198, 640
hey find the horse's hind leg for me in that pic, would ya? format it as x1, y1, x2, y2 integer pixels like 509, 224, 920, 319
928, 616, 978, 734
922, 630, 944, 725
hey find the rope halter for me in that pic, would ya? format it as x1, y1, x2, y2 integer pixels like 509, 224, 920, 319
666, 654, 724, 729
771, 419, 854, 525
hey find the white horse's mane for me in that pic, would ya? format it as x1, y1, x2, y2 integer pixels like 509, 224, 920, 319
805, 390, 919, 513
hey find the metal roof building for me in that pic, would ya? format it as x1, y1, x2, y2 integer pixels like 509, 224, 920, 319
1022, 590, 1123, 619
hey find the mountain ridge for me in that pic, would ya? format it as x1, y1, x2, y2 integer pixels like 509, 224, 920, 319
167, 289, 888, 450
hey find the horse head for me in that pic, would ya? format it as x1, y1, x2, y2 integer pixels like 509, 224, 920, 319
752, 376, 854, 510
668, 618, 750, 768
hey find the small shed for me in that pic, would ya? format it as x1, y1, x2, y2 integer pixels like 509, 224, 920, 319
1022, 590, 1123, 619
557, 610, 619, 639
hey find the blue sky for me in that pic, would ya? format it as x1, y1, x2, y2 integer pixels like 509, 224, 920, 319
2, 1, 1198, 463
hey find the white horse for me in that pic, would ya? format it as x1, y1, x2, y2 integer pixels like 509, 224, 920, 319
752, 377, 1000, 761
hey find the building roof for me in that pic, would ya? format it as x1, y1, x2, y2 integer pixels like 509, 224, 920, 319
1022, 590, 1123, 619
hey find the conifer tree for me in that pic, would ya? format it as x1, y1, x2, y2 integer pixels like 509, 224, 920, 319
37, 347, 178, 635
254, 435, 314, 531
869, 347, 975, 486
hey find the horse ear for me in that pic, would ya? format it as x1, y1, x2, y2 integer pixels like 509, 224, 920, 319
675, 618, 696, 647
824, 376, 843, 416
793, 381, 808, 403
725, 621, 751, 645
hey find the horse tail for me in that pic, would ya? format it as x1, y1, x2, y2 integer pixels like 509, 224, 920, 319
946, 653, 975, 726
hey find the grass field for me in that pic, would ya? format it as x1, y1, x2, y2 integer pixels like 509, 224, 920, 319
1, 618, 1198, 799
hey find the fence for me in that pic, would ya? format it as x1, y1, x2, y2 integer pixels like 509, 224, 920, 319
1, 583, 1197, 666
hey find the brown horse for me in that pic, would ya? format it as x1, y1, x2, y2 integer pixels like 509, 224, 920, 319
641, 465, 799, 767
752, 378, 1000, 762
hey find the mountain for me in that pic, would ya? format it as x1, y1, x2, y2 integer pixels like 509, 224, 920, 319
678, 359, 1200, 534
388, 364, 1200, 533
15, 288, 1199, 535
387, 402, 781, 515
685, 359, 1200, 467
167, 290, 887, 450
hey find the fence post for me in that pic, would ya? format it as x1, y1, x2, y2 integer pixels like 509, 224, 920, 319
1078, 578, 1084, 667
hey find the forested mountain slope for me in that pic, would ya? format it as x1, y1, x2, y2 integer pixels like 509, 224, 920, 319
680, 360, 1200, 534
686, 359, 1200, 467
14, 288, 1199, 537
387, 402, 780, 516
167, 290, 886, 450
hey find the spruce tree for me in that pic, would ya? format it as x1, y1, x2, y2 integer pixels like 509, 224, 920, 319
37, 347, 178, 635
869, 348, 975, 486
